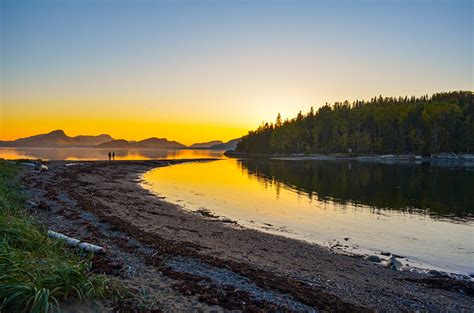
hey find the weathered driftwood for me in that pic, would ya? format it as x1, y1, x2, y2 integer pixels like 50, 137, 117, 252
48, 230, 80, 246
78, 242, 105, 254
65, 163, 82, 167
23, 161, 48, 171
47, 230, 105, 254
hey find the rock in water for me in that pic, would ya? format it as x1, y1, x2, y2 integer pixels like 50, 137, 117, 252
367, 255, 382, 263
387, 256, 402, 270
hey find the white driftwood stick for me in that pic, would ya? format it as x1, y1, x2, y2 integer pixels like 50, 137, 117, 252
47, 230, 105, 254
78, 242, 105, 254
48, 230, 80, 246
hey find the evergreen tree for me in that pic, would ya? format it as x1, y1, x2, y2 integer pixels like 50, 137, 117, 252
236, 91, 474, 155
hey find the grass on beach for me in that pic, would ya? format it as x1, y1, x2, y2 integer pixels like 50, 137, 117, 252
0, 160, 108, 312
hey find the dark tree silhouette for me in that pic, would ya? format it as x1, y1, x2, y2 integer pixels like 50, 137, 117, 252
236, 91, 473, 155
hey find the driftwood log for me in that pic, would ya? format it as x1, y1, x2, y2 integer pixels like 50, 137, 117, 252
47, 230, 105, 254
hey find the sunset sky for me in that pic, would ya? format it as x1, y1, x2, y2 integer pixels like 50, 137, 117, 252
1, 0, 472, 144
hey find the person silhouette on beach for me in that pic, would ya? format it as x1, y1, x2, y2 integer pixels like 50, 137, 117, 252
108, 152, 111, 161
112, 152, 115, 161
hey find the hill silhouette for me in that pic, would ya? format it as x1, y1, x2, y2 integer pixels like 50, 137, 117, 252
134, 138, 186, 149
96, 139, 130, 149
0, 130, 236, 150
96, 137, 186, 149
189, 140, 223, 148
210, 138, 241, 150
0, 130, 113, 147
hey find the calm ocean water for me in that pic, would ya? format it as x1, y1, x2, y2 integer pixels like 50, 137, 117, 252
142, 158, 474, 275
0, 147, 224, 160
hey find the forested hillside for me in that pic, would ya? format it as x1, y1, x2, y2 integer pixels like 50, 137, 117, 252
236, 91, 473, 155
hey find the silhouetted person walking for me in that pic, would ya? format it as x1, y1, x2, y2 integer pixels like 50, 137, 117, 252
108, 152, 111, 161
112, 152, 115, 161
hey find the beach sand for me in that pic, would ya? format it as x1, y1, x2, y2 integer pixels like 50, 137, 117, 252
22, 160, 473, 312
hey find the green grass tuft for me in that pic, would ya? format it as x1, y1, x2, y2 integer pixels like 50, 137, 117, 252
0, 160, 107, 312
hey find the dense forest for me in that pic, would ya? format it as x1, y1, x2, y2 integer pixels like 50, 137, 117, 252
236, 91, 473, 155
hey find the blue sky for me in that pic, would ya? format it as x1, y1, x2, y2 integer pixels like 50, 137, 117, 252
0, 0, 472, 142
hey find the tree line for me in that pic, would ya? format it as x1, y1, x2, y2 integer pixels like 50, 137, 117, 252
236, 91, 474, 155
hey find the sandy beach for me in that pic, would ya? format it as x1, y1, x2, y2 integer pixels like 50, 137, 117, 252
21, 160, 474, 312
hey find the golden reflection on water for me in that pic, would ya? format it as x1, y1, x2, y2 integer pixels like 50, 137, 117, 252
0, 148, 224, 160
142, 159, 474, 275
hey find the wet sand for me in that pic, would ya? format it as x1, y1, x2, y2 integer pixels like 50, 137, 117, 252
22, 160, 474, 312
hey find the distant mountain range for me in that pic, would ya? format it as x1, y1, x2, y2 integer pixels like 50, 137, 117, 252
0, 130, 113, 147
189, 140, 223, 148
0, 130, 240, 150
209, 138, 241, 150
96, 137, 186, 149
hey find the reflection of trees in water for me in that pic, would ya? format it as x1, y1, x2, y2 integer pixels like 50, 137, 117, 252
238, 159, 474, 220
237, 161, 283, 199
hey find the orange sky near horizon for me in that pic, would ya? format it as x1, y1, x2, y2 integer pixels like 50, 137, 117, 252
0, 115, 253, 145
0, 89, 302, 144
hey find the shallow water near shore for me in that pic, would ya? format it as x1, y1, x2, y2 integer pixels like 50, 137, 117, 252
142, 158, 474, 275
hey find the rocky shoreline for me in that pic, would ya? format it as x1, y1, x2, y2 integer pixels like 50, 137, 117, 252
225, 151, 474, 167
21, 160, 474, 311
